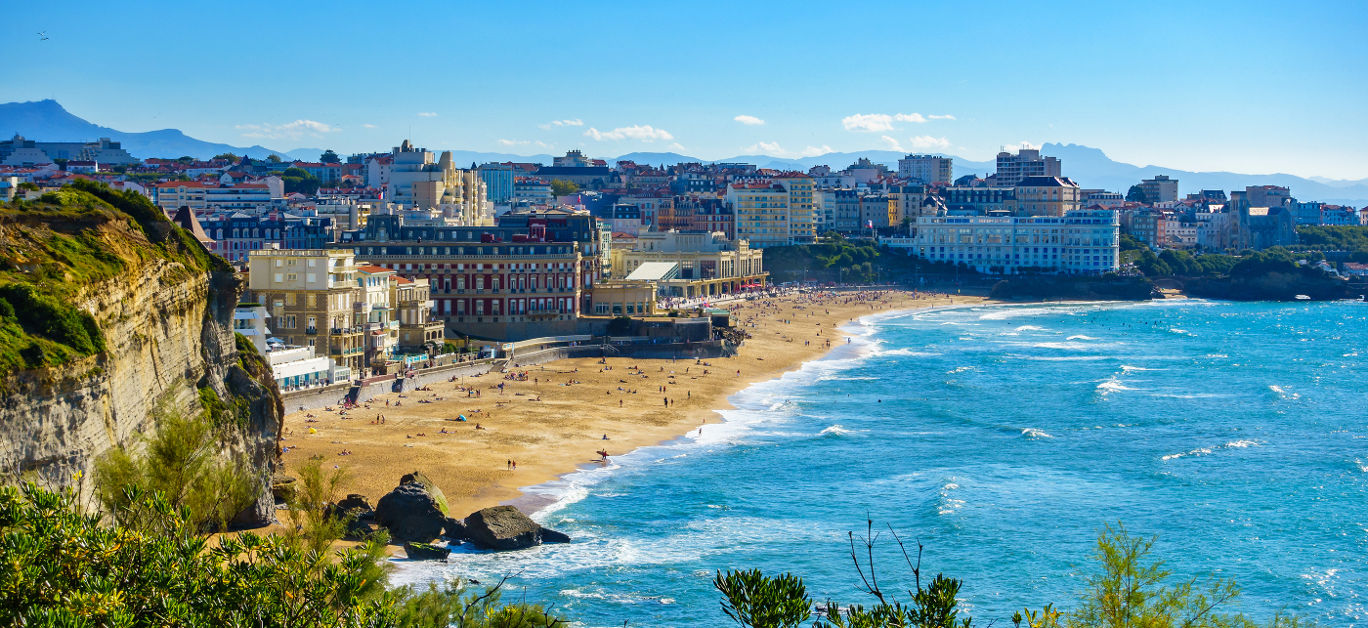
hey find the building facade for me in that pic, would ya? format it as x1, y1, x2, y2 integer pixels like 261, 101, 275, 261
897, 154, 953, 186
892, 210, 1120, 275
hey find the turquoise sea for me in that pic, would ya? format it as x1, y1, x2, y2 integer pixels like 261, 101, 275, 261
395, 300, 1368, 627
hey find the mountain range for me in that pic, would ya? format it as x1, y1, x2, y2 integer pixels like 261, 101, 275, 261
3, 100, 1365, 205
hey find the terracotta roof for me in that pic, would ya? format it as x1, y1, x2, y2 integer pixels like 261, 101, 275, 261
356, 264, 394, 274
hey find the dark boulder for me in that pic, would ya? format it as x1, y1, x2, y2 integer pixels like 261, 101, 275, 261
374, 474, 450, 544
463, 505, 543, 550
540, 527, 571, 544
443, 517, 469, 541
403, 542, 451, 561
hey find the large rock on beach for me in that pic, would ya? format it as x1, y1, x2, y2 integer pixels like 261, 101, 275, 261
374, 472, 450, 544
328, 494, 376, 540
462, 505, 545, 550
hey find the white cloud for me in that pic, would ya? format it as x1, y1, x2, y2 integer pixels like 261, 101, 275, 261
909, 135, 951, 149
667, 142, 688, 152
842, 112, 953, 132
583, 124, 674, 142
742, 141, 832, 159
417, 112, 438, 117
497, 139, 552, 149
842, 113, 896, 132
538, 118, 585, 130
361, 123, 377, 129
235, 119, 339, 140
880, 135, 905, 152
733, 114, 765, 126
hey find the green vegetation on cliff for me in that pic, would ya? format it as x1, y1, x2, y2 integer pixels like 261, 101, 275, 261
1295, 225, 1368, 261
764, 236, 966, 284
0, 181, 229, 376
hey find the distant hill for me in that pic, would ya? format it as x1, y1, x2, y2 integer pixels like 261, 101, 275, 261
0, 100, 301, 161
3, 99, 1364, 205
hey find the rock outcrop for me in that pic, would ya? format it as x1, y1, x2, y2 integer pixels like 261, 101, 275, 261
460, 505, 571, 550
328, 494, 376, 540
0, 183, 283, 525
374, 472, 449, 544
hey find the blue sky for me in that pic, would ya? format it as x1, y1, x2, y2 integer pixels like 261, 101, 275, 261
4, 0, 1366, 178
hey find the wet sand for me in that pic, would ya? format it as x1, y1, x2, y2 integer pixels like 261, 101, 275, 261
279, 289, 987, 519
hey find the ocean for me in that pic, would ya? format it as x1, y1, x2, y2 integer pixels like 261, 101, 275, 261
393, 299, 1368, 627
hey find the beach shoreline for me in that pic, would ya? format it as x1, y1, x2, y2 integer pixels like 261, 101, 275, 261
278, 289, 990, 532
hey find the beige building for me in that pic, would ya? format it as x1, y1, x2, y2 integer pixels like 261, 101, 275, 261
590, 281, 659, 316
1011, 176, 1082, 217
246, 249, 366, 372
610, 230, 766, 299
726, 173, 816, 247
386, 139, 490, 225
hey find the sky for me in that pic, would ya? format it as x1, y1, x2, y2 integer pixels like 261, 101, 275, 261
4, 0, 1366, 179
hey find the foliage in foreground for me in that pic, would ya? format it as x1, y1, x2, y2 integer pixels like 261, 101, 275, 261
715, 521, 1312, 628
0, 482, 564, 627
94, 407, 256, 532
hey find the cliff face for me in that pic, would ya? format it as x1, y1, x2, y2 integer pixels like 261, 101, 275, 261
0, 184, 283, 525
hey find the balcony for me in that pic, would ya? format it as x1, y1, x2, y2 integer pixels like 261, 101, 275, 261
305, 327, 317, 335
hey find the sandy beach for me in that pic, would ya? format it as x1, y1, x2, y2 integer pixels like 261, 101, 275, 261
278, 289, 987, 520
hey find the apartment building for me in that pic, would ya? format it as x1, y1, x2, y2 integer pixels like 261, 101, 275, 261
150, 180, 278, 214
892, 210, 1120, 275
726, 173, 816, 247
246, 249, 367, 372
1139, 175, 1179, 204
897, 154, 953, 186
990, 147, 1062, 187
199, 213, 333, 263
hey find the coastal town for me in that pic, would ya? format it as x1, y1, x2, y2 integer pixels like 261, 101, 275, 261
4, 1, 1367, 624
4, 135, 1365, 393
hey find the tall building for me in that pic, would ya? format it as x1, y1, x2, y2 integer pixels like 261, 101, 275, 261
991, 147, 1062, 187
246, 249, 367, 372
774, 174, 816, 244
385, 140, 488, 223
897, 154, 953, 186
1139, 175, 1179, 204
477, 163, 516, 204
727, 173, 816, 247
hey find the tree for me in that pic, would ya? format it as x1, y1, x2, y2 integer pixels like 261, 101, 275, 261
53, 158, 69, 170
1126, 185, 1149, 204
320, 149, 341, 164
213, 152, 240, 162
266, 154, 283, 163
177, 156, 195, 164
550, 179, 578, 197
281, 167, 321, 195
93, 407, 255, 532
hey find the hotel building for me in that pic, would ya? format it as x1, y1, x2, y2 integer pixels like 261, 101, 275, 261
889, 210, 1120, 275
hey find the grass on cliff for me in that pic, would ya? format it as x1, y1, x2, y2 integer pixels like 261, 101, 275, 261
0, 181, 229, 376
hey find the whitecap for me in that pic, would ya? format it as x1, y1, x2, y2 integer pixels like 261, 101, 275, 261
947, 366, 975, 374
1096, 377, 1134, 396
1268, 385, 1301, 401
819, 425, 854, 436
1015, 325, 1046, 332
1066, 334, 1099, 341
1021, 427, 1054, 439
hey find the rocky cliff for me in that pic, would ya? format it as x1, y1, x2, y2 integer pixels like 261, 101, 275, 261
0, 182, 283, 525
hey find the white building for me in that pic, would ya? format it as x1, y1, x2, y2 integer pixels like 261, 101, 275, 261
888, 210, 1119, 275
265, 345, 340, 391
